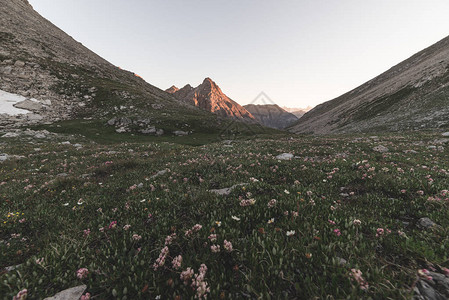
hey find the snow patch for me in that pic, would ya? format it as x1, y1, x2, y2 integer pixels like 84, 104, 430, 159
0, 89, 37, 115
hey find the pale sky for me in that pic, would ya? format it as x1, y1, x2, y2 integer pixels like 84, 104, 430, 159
28, 0, 449, 109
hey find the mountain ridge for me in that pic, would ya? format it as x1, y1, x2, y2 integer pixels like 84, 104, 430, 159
166, 78, 255, 122
289, 34, 449, 134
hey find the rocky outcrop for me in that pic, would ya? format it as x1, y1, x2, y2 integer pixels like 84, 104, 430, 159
244, 104, 298, 129
0, 0, 220, 130
167, 78, 255, 122
290, 35, 449, 134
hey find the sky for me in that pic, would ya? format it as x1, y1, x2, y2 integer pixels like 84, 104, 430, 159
28, 0, 449, 109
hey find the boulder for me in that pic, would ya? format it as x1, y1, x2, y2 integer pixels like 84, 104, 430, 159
173, 130, 189, 136
441, 132, 449, 137
209, 183, 248, 196
14, 60, 25, 67
13, 99, 43, 111
276, 153, 294, 160
418, 217, 438, 229
43, 285, 87, 300
373, 145, 389, 153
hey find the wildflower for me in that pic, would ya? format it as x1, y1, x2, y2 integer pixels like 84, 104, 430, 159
240, 198, 256, 206
36, 258, 44, 265
153, 246, 169, 270
63, 202, 69, 206
328, 219, 336, 225
172, 255, 182, 270
208, 234, 217, 242
231, 215, 240, 221
306, 191, 313, 196
123, 224, 131, 231
132, 234, 142, 241
223, 240, 233, 252
108, 221, 117, 229
286, 230, 295, 236
19, 218, 26, 223
267, 218, 275, 224
418, 269, 433, 281
83, 229, 91, 236
284, 189, 290, 194
305, 253, 312, 259
376, 228, 384, 237
417, 190, 424, 195
350, 269, 369, 290
284, 211, 289, 216
165, 233, 177, 245
442, 267, 449, 276
13, 289, 28, 300
353, 219, 361, 226
215, 221, 222, 227
267, 199, 277, 208
80, 293, 91, 300
333, 229, 341, 236
180, 267, 194, 285
259, 228, 265, 234
77, 268, 89, 279
77, 198, 84, 205
401, 189, 407, 194
211, 244, 221, 252
291, 211, 299, 217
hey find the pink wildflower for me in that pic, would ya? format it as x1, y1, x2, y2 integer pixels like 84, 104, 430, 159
108, 221, 117, 229
172, 255, 182, 270
350, 269, 369, 290
180, 267, 194, 285
132, 234, 142, 241
224, 240, 233, 252
210, 245, 221, 252
80, 292, 91, 300
13, 289, 28, 300
77, 268, 89, 279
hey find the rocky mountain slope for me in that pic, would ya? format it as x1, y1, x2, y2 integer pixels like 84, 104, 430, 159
289, 35, 449, 134
0, 0, 225, 134
166, 78, 255, 122
244, 104, 298, 129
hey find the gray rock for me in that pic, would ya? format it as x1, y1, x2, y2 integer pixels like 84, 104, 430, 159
14, 99, 44, 111
173, 130, 189, 136
276, 153, 294, 160
441, 132, 449, 137
14, 60, 25, 67
414, 271, 449, 300
107, 118, 117, 126
115, 127, 127, 133
2, 132, 20, 138
0, 153, 9, 162
43, 285, 87, 300
150, 169, 168, 179
5, 264, 21, 272
373, 145, 389, 153
140, 127, 156, 134
418, 217, 438, 229
156, 129, 164, 136
73, 144, 82, 148
209, 183, 248, 196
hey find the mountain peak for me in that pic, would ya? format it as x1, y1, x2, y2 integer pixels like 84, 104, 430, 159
165, 85, 179, 94
168, 78, 255, 121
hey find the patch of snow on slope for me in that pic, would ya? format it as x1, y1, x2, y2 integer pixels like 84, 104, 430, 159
0, 89, 34, 115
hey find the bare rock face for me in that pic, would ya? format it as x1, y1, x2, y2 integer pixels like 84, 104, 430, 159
290, 35, 449, 134
165, 85, 179, 94
168, 78, 255, 122
244, 104, 298, 129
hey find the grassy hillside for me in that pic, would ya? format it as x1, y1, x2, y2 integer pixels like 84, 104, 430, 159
1, 131, 449, 299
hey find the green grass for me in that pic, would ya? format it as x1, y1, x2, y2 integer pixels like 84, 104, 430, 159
1, 131, 448, 299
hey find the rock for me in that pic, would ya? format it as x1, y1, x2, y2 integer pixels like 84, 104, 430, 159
373, 145, 389, 153
0, 154, 9, 162
335, 257, 347, 266
2, 132, 19, 138
150, 169, 168, 179
414, 270, 449, 300
428, 145, 437, 149
441, 132, 449, 137
61, 141, 71, 145
116, 127, 127, 133
222, 140, 233, 145
107, 118, 117, 126
73, 143, 82, 148
5, 264, 21, 272
418, 217, 438, 229
14, 60, 25, 67
14, 99, 43, 111
173, 130, 189, 136
276, 153, 294, 160
209, 183, 248, 196
152, 103, 163, 110
139, 127, 156, 134
34, 133, 46, 139
43, 285, 87, 300
156, 129, 164, 136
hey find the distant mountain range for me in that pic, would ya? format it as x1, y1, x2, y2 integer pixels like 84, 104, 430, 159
289, 35, 449, 134
166, 78, 255, 122
244, 104, 298, 129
